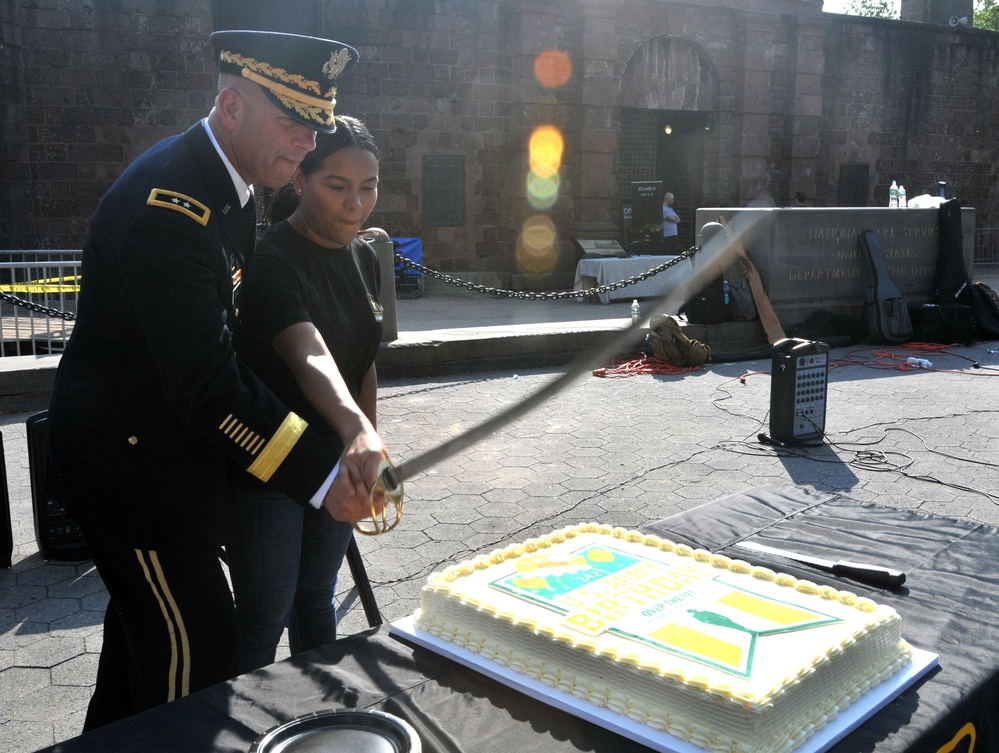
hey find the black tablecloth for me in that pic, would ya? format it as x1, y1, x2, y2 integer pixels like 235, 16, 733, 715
644, 485, 999, 753
40, 486, 998, 753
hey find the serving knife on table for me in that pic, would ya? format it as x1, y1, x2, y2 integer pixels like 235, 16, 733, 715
732, 540, 906, 590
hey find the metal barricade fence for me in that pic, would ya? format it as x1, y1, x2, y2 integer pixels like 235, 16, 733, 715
974, 228, 999, 266
1, 230, 997, 358
0, 251, 81, 357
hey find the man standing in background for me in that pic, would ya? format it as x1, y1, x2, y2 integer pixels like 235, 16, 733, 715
662, 191, 681, 255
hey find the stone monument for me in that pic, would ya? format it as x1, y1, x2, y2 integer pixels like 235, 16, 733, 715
681, 206, 975, 354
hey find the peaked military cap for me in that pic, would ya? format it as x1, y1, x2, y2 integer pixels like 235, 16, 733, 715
210, 30, 358, 133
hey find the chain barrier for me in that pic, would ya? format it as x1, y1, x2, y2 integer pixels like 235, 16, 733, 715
0, 244, 701, 320
394, 245, 699, 300
0, 290, 77, 320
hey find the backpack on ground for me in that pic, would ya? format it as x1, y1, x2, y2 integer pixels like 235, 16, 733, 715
648, 314, 711, 367
908, 302, 974, 344
971, 281, 999, 339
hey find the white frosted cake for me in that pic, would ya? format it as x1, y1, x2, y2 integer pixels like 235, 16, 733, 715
413, 523, 912, 753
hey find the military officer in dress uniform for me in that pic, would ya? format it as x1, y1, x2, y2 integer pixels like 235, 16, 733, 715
46, 30, 378, 730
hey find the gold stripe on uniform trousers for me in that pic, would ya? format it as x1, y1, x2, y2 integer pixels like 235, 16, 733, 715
134, 549, 191, 702
246, 412, 308, 482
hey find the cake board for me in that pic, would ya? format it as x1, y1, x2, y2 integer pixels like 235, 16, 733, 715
391, 616, 938, 753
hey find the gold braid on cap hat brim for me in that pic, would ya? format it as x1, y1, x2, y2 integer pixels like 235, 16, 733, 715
221, 50, 339, 127
243, 69, 337, 127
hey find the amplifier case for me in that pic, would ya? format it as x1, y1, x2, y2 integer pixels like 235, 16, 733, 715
769, 339, 830, 445
27, 411, 91, 562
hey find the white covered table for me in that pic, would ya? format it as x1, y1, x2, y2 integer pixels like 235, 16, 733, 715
573, 255, 676, 304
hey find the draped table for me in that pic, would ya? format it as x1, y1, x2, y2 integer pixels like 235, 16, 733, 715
574, 255, 677, 304
39, 486, 997, 753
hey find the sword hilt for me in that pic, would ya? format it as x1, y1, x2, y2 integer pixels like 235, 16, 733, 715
353, 458, 404, 536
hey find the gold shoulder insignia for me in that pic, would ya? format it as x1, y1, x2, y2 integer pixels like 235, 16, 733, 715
147, 189, 211, 226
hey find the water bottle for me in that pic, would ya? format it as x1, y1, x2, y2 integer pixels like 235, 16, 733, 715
889, 180, 899, 208
906, 357, 932, 368
899, 185, 907, 208
723, 280, 730, 306
631, 299, 640, 323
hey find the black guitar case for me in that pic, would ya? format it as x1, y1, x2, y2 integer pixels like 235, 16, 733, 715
860, 230, 913, 345
903, 199, 976, 344
934, 199, 973, 307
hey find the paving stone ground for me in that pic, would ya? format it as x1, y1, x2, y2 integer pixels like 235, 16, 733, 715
2, 295, 998, 751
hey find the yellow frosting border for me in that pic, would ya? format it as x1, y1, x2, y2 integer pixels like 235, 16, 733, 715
423, 522, 905, 711
430, 522, 885, 608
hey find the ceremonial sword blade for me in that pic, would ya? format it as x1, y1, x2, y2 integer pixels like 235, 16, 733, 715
386, 213, 764, 489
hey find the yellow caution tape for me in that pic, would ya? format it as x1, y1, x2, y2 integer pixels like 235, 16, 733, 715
0, 276, 81, 294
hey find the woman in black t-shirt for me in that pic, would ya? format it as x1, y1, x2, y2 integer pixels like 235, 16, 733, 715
226, 116, 390, 672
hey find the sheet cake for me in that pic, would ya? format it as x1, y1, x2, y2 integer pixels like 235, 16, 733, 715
413, 523, 912, 753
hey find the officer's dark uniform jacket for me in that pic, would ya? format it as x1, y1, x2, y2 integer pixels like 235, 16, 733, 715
47, 122, 335, 548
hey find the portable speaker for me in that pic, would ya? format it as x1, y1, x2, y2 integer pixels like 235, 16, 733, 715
769, 339, 829, 445
26, 411, 91, 562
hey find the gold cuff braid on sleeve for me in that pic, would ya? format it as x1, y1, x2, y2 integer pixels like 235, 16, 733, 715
246, 412, 308, 482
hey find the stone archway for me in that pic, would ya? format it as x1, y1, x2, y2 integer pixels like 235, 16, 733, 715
619, 35, 718, 112
617, 36, 720, 250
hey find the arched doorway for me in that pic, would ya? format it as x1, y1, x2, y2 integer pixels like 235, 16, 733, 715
617, 36, 719, 251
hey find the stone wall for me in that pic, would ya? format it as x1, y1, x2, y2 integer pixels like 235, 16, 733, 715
0, 1, 32, 249
2, 0, 998, 288
817, 18, 999, 216
0, 0, 215, 250
902, 0, 973, 25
